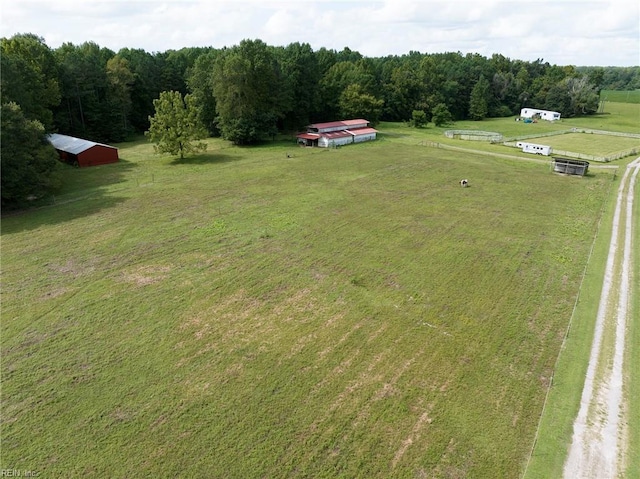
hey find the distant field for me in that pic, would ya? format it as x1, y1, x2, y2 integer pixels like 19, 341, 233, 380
601, 89, 640, 104
372, 100, 639, 163
371, 103, 639, 158
1, 133, 614, 477
531, 132, 640, 157
567, 102, 640, 133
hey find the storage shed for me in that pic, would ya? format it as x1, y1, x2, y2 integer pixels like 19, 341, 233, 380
552, 157, 590, 176
48, 133, 119, 167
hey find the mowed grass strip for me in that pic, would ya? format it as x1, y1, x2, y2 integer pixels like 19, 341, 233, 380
1, 135, 612, 477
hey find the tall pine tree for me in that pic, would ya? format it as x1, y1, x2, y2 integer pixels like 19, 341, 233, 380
468, 74, 490, 120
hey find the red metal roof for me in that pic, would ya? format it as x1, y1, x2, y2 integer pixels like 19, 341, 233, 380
296, 133, 320, 140
348, 127, 378, 135
320, 130, 353, 139
308, 119, 369, 130
296, 121, 377, 143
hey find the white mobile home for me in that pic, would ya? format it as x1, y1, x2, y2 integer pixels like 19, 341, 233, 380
520, 108, 561, 121
516, 141, 552, 156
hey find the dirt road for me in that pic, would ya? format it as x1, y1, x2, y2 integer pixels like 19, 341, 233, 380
563, 157, 640, 479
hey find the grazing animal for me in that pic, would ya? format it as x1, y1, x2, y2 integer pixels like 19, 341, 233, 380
460, 179, 469, 187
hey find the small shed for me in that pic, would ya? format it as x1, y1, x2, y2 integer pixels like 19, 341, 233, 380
553, 157, 589, 176
48, 133, 119, 167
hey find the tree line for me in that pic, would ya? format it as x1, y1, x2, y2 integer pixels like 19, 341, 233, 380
2, 33, 639, 205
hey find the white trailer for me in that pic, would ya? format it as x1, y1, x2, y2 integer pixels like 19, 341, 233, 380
516, 141, 552, 156
520, 108, 561, 121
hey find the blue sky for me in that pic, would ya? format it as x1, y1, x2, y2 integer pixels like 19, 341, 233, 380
1, 0, 638, 66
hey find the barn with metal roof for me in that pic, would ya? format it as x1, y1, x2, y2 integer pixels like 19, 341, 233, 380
296, 119, 378, 148
48, 133, 119, 167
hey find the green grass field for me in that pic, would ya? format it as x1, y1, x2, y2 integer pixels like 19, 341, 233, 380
374, 101, 640, 164
1, 126, 617, 477
533, 132, 640, 157
3, 99, 638, 477
601, 89, 640, 104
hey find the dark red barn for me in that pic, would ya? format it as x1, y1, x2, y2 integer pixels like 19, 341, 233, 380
48, 133, 119, 167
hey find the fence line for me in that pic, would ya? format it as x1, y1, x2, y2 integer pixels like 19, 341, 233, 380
503, 130, 570, 142
501, 144, 640, 162
444, 130, 503, 142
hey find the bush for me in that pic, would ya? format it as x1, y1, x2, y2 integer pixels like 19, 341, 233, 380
409, 110, 428, 128
432, 103, 453, 127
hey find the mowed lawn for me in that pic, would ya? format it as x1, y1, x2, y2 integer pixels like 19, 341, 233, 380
534, 132, 640, 156
1, 135, 613, 478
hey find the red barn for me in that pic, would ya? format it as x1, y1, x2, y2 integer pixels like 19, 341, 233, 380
48, 133, 119, 167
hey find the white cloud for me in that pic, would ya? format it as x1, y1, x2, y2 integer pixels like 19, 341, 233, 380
0, 0, 638, 65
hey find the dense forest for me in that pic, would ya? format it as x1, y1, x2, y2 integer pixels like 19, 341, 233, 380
1, 32, 639, 205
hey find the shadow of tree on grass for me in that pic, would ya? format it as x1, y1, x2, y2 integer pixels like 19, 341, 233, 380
1, 160, 137, 234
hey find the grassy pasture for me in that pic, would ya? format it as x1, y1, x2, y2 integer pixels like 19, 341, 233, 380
1, 133, 614, 477
566, 101, 640, 133
532, 132, 640, 157
601, 89, 640, 104
373, 101, 639, 164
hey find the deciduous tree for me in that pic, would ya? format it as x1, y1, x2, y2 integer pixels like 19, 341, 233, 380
106, 55, 135, 141
339, 84, 384, 124
275, 42, 322, 131
186, 50, 220, 136
0, 33, 60, 129
1, 102, 61, 207
212, 39, 286, 144
54, 41, 114, 141
146, 90, 207, 159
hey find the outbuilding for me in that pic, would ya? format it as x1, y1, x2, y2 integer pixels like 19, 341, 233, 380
296, 119, 378, 147
520, 108, 561, 121
552, 157, 590, 176
48, 133, 119, 167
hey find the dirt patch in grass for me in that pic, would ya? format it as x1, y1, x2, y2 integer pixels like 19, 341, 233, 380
48, 258, 96, 277
121, 264, 172, 286
392, 406, 434, 468
39, 286, 71, 300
